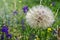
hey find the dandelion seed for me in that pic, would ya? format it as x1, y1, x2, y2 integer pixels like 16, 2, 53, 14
26, 5, 55, 28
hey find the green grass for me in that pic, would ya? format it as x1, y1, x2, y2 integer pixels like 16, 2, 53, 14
0, 0, 60, 40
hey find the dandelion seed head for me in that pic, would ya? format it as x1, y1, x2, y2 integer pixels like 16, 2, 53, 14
26, 5, 55, 29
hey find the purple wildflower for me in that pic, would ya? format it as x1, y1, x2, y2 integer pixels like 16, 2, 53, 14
23, 6, 29, 13
1, 25, 8, 34
6, 34, 12, 39
52, 2, 55, 6
13, 10, 18, 15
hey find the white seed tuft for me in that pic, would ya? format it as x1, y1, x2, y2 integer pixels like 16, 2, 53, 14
26, 5, 55, 28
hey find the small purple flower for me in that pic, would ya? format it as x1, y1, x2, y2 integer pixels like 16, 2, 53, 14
13, 10, 18, 15
52, 2, 55, 6
6, 34, 12, 39
23, 6, 29, 13
1, 25, 8, 34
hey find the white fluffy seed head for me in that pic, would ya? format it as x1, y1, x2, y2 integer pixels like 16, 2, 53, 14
26, 5, 55, 29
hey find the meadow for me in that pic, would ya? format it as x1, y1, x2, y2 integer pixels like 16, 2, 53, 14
0, 0, 60, 40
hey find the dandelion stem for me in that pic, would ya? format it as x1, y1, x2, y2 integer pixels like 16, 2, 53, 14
40, 0, 42, 5
55, 8, 59, 18
3, 0, 9, 24
14, 0, 16, 10
57, 25, 58, 38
